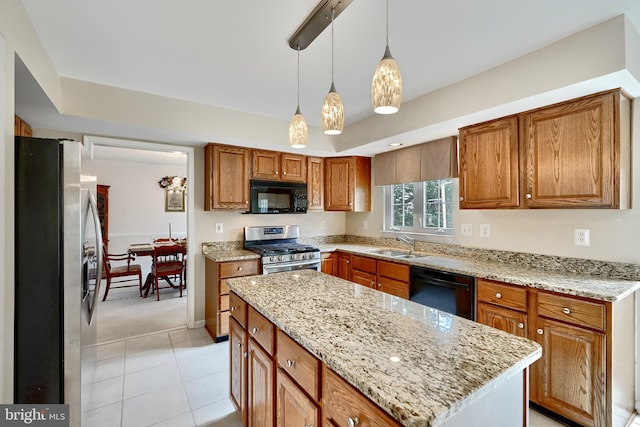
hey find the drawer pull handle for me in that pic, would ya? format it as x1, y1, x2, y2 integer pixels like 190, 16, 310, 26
243, 351, 248, 358
286, 359, 295, 368
495, 293, 502, 299
252, 327, 259, 334
237, 267, 243, 271
537, 328, 544, 335
230, 306, 236, 312
517, 323, 524, 329
236, 343, 241, 348
562, 307, 571, 315
377, 283, 382, 288
347, 417, 360, 427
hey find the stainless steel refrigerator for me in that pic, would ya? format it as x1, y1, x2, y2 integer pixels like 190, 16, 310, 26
14, 137, 103, 427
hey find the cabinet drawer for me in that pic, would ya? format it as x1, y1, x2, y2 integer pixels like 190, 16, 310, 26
248, 306, 275, 356
537, 292, 606, 331
219, 260, 259, 279
377, 260, 409, 282
351, 255, 377, 274
477, 279, 527, 312
323, 368, 400, 427
220, 294, 229, 311
378, 277, 409, 299
218, 311, 230, 336
229, 292, 247, 328
220, 279, 230, 295
276, 329, 320, 401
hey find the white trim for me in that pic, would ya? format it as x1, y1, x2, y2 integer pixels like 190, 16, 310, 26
83, 135, 196, 329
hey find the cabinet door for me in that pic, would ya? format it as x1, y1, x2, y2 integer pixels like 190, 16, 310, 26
281, 153, 306, 182
459, 116, 520, 208
307, 156, 324, 210
248, 339, 275, 427
230, 318, 247, 425
521, 90, 617, 208
321, 252, 336, 276
205, 144, 251, 210
477, 302, 527, 338
378, 276, 409, 299
337, 253, 351, 281
531, 317, 605, 426
325, 157, 353, 211
352, 270, 376, 289
276, 369, 318, 427
253, 150, 280, 180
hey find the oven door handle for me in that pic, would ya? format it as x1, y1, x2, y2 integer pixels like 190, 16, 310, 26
262, 259, 321, 274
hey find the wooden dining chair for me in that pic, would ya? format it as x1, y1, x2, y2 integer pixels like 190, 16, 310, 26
151, 244, 185, 301
101, 245, 143, 301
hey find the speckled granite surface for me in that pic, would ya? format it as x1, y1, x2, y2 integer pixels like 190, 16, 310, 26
318, 244, 640, 302
228, 270, 541, 427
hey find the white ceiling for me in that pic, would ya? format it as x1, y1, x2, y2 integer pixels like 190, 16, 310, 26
14, 0, 640, 157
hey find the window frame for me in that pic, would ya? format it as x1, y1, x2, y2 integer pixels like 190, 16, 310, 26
383, 179, 454, 236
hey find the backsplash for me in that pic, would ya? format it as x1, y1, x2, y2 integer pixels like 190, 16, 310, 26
203, 235, 640, 281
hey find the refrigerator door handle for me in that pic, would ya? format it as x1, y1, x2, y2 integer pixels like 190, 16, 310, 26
87, 190, 103, 325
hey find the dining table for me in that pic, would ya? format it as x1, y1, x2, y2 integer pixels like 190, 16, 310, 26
128, 241, 186, 297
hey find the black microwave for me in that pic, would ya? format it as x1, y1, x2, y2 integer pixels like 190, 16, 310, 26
250, 180, 307, 214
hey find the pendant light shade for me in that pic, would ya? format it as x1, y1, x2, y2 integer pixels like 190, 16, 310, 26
321, 8, 344, 135
372, 0, 402, 114
289, 46, 308, 148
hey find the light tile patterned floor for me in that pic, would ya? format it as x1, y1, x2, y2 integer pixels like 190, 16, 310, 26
84, 328, 242, 427
86, 327, 638, 426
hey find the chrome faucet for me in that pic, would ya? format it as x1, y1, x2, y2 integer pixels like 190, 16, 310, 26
397, 234, 416, 254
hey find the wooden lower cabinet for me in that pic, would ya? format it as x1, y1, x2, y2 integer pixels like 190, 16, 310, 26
376, 260, 409, 299
247, 339, 275, 427
321, 252, 336, 276
323, 367, 401, 427
276, 369, 318, 427
351, 269, 376, 289
476, 278, 635, 427
230, 291, 402, 427
230, 318, 247, 426
337, 252, 351, 281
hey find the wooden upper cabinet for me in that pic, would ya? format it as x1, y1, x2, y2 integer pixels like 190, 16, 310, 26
205, 143, 251, 210
307, 156, 324, 210
458, 89, 629, 210
521, 90, 624, 208
252, 150, 280, 180
252, 150, 306, 182
15, 115, 33, 137
324, 156, 371, 212
459, 115, 520, 209
281, 153, 306, 182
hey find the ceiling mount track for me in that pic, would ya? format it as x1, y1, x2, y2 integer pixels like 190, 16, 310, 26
288, 0, 353, 50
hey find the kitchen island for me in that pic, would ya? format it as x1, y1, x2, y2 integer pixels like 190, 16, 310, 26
227, 269, 542, 427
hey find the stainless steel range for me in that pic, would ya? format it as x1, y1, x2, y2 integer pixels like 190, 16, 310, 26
244, 225, 321, 274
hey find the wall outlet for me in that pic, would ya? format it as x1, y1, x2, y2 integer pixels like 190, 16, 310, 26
574, 229, 590, 246
320, 220, 326, 230
461, 224, 473, 237
215, 222, 223, 233
480, 223, 490, 238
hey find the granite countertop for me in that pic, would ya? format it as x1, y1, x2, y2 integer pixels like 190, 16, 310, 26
317, 243, 640, 302
202, 248, 259, 263
228, 270, 541, 427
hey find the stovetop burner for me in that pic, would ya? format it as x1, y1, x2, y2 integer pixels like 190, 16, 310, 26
248, 243, 320, 256
243, 225, 321, 269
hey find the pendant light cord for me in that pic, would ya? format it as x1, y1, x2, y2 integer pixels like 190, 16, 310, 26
331, 7, 335, 84
385, 0, 389, 46
296, 44, 301, 108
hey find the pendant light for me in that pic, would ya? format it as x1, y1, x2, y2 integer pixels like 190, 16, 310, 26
289, 45, 308, 148
321, 7, 344, 135
372, 0, 402, 114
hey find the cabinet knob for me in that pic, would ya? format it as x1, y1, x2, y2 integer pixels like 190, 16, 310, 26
347, 417, 360, 427
283, 171, 286, 175
346, 260, 350, 264
377, 283, 382, 288
459, 197, 464, 201
236, 342, 241, 348
526, 194, 532, 199
517, 323, 524, 329
243, 352, 248, 358
286, 359, 295, 368
275, 171, 279, 175
237, 267, 243, 271
562, 307, 571, 314
230, 306, 236, 312
370, 280, 374, 286
537, 328, 544, 335
251, 327, 259, 334
495, 293, 502, 299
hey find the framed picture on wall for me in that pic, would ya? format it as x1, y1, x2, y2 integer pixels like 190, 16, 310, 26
165, 189, 185, 212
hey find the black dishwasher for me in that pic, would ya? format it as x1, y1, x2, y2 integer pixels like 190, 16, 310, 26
409, 266, 475, 320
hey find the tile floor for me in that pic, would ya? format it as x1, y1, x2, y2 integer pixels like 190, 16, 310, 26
84, 328, 242, 427
86, 327, 638, 427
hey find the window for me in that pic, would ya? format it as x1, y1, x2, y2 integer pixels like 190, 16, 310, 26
384, 179, 454, 235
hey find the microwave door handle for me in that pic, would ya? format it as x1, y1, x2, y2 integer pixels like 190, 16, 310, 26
87, 191, 104, 325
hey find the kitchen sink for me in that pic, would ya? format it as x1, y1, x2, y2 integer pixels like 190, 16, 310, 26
367, 249, 426, 259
